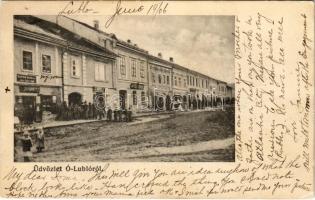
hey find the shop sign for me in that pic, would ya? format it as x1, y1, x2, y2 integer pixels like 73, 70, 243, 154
17, 74, 36, 83
93, 87, 105, 93
19, 86, 40, 93
130, 83, 144, 90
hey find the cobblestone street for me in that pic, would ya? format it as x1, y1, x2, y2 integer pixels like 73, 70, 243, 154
15, 109, 235, 162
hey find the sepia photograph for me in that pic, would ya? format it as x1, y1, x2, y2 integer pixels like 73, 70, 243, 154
13, 15, 235, 162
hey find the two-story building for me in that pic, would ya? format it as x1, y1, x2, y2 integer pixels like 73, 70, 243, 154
35, 15, 117, 108
171, 61, 189, 109
148, 53, 173, 111
114, 39, 149, 112
14, 16, 66, 123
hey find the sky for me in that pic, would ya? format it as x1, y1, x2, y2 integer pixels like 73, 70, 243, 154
72, 15, 235, 83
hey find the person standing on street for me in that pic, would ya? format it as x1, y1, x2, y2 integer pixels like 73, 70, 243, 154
107, 107, 112, 121
35, 127, 45, 153
21, 131, 33, 162
92, 103, 97, 119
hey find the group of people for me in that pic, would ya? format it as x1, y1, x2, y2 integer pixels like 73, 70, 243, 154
55, 101, 133, 122
14, 102, 37, 125
17, 127, 45, 162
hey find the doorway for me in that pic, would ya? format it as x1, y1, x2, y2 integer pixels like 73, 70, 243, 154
119, 90, 127, 109
68, 92, 82, 106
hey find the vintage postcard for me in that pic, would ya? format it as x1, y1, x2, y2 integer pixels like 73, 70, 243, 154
0, 0, 314, 198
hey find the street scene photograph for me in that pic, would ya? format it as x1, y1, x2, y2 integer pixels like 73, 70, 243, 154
13, 15, 235, 162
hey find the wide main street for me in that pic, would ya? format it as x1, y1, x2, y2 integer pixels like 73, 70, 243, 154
15, 109, 235, 162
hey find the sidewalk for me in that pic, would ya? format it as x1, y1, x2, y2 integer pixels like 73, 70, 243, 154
14, 106, 228, 132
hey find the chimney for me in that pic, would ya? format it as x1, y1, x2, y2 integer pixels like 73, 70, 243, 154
93, 20, 99, 29
169, 57, 174, 62
158, 52, 162, 58
127, 39, 131, 43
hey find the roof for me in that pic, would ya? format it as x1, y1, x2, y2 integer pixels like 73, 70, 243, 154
64, 16, 148, 54
15, 15, 117, 59
14, 18, 65, 41
60, 17, 228, 83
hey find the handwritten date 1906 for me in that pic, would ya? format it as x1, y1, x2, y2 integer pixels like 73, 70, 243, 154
105, 0, 168, 28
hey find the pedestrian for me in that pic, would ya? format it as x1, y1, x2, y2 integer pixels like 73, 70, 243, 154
97, 102, 103, 120
113, 108, 118, 122
107, 107, 112, 121
102, 105, 106, 120
35, 127, 45, 153
123, 108, 128, 122
21, 131, 33, 162
92, 103, 97, 119
118, 108, 122, 122
55, 102, 62, 120
60, 101, 67, 120
80, 102, 85, 119
88, 102, 93, 119
128, 107, 133, 122
67, 103, 73, 121
83, 101, 88, 119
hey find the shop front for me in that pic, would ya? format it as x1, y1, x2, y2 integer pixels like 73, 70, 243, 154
150, 89, 172, 111
15, 84, 62, 124
172, 90, 189, 110
93, 87, 106, 109
116, 82, 148, 112
129, 82, 148, 112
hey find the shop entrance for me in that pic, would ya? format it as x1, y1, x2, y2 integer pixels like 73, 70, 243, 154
15, 96, 36, 124
119, 90, 127, 109
68, 92, 82, 106
157, 96, 164, 110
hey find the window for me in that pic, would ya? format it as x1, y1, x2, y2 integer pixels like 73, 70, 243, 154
163, 75, 166, 84
167, 76, 170, 85
178, 77, 181, 87
152, 73, 155, 83
202, 80, 204, 88
132, 91, 137, 105
120, 56, 126, 76
23, 51, 33, 71
158, 74, 162, 84
140, 61, 145, 78
42, 54, 51, 73
184, 79, 187, 87
141, 91, 146, 105
174, 77, 177, 86
187, 75, 189, 85
131, 59, 137, 77
71, 58, 80, 77
95, 62, 105, 81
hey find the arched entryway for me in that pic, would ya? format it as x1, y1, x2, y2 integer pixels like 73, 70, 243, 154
68, 92, 82, 106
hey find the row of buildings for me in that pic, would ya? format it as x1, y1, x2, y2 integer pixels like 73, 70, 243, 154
14, 15, 234, 119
